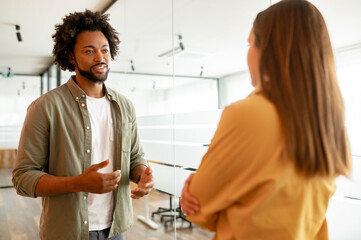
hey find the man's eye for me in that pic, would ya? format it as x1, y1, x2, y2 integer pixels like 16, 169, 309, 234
103, 49, 109, 53
86, 50, 93, 54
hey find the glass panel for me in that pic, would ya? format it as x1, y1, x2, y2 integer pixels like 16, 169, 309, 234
0, 75, 41, 187
327, 35, 361, 240
311, 1, 361, 238
172, 0, 269, 237
171, 0, 361, 239
106, 0, 177, 239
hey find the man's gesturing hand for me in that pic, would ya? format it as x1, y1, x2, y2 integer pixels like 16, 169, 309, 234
131, 166, 154, 199
76, 159, 121, 194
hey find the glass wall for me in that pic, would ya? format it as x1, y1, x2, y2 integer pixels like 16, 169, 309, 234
105, 0, 361, 239
106, 1, 177, 238
0, 75, 41, 126
171, 0, 266, 238
0, 74, 41, 187
1, 0, 361, 239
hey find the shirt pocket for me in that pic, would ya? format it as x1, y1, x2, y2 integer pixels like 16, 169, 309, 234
122, 121, 132, 153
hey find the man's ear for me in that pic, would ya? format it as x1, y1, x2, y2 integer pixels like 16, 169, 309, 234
69, 53, 75, 66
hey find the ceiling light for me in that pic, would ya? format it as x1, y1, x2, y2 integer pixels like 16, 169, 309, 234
1, 67, 14, 78
15, 25, 22, 42
130, 60, 135, 71
158, 34, 185, 58
158, 47, 183, 58
178, 35, 184, 50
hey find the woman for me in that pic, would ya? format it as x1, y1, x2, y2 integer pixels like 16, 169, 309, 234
181, 0, 351, 239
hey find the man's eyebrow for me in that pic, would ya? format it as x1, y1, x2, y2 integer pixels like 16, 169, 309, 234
82, 45, 95, 49
82, 44, 109, 48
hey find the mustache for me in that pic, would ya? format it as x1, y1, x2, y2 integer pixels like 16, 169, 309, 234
91, 63, 108, 69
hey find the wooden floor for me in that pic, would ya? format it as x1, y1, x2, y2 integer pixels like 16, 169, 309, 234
0, 169, 214, 240
0, 168, 43, 240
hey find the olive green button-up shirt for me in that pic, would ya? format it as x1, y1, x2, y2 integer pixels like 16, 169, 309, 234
12, 77, 148, 240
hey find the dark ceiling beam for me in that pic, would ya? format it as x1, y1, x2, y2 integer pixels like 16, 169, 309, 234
101, 0, 118, 14
110, 70, 219, 81
0, 72, 39, 77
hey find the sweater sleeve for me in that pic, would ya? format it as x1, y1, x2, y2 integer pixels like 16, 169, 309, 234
187, 96, 283, 230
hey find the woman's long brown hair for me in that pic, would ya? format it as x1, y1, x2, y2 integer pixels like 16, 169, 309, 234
253, 0, 351, 177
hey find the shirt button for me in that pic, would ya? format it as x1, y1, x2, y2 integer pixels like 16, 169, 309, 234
82, 94, 85, 98
86, 149, 90, 153
75, 97, 79, 101
86, 126, 90, 130
81, 103, 85, 107
84, 196, 87, 200
84, 221, 87, 225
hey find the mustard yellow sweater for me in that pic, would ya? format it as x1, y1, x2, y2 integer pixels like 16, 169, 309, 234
187, 89, 335, 240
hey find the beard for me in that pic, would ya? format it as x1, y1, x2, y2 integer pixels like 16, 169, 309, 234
78, 64, 110, 83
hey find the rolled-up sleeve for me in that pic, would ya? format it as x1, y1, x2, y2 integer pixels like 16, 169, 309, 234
12, 101, 49, 198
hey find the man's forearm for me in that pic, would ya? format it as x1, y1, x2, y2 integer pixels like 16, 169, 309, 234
35, 160, 121, 196
35, 174, 79, 197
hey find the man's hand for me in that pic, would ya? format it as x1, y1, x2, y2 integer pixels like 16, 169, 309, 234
180, 173, 200, 215
35, 159, 121, 197
131, 166, 154, 199
76, 159, 121, 194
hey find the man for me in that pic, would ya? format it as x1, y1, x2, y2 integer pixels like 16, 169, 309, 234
12, 9, 153, 240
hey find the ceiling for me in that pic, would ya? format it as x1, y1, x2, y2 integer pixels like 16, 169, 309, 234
1, 0, 361, 78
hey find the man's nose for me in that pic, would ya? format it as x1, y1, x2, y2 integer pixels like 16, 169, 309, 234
94, 50, 104, 62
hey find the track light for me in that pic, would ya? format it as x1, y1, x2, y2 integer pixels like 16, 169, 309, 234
15, 25, 22, 42
1, 67, 14, 78
16, 32, 22, 42
178, 35, 184, 50
158, 35, 185, 58
158, 47, 182, 58
130, 60, 135, 71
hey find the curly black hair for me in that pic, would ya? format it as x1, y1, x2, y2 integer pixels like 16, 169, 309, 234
52, 9, 120, 71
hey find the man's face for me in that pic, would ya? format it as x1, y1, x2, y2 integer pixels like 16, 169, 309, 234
71, 30, 111, 83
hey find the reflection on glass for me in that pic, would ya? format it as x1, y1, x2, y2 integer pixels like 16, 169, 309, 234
101, 0, 361, 239
171, 0, 271, 239
106, 0, 178, 239
0, 75, 41, 188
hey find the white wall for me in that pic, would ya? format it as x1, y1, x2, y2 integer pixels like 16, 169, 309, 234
335, 48, 361, 157
218, 70, 254, 108
325, 49, 361, 239
0, 75, 41, 148
0, 75, 41, 126
106, 72, 219, 116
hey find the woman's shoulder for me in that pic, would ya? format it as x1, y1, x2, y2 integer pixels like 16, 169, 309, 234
225, 91, 279, 123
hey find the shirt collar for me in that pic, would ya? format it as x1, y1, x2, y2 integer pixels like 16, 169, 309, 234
103, 83, 114, 102
66, 76, 86, 102
66, 76, 115, 102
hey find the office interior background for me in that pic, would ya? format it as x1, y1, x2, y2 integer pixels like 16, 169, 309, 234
0, 0, 360, 239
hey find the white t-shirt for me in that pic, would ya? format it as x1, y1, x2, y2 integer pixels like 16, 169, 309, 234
86, 95, 115, 231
